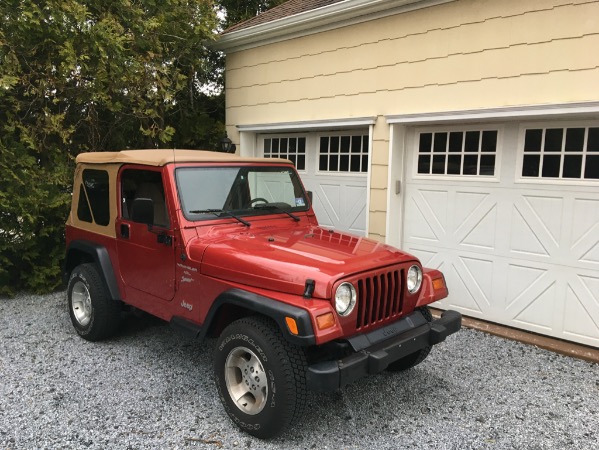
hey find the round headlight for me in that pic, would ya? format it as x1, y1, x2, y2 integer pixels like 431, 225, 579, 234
407, 265, 423, 294
335, 282, 357, 316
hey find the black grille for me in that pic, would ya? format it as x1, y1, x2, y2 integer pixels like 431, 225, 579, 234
355, 269, 404, 330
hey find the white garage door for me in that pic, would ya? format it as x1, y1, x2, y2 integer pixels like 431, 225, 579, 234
402, 122, 599, 347
260, 133, 369, 235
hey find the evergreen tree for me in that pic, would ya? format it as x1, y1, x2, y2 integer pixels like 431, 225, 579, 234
0, 0, 221, 294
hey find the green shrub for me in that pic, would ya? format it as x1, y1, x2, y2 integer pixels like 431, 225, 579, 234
0, 0, 222, 295
0, 144, 72, 295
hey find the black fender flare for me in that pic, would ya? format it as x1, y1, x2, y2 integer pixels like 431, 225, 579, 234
64, 240, 121, 301
200, 289, 316, 346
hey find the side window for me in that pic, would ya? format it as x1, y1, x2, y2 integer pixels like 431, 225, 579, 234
521, 126, 599, 180
120, 169, 169, 228
77, 169, 110, 226
417, 129, 498, 176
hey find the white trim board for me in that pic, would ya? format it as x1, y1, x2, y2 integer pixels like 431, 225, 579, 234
386, 102, 599, 125
237, 117, 376, 133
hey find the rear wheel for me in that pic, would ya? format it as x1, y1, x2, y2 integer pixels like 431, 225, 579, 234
67, 263, 121, 341
386, 306, 433, 372
214, 316, 307, 438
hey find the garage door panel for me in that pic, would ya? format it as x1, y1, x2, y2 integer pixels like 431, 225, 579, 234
509, 203, 555, 257
512, 280, 557, 332
454, 191, 489, 232
317, 183, 341, 221
505, 264, 548, 310
571, 198, 599, 266
419, 189, 448, 234
521, 195, 564, 246
572, 198, 599, 246
311, 188, 336, 228
310, 181, 367, 233
459, 256, 494, 306
403, 122, 599, 346
507, 265, 557, 332
404, 190, 448, 242
345, 185, 368, 223
457, 198, 498, 250
405, 196, 440, 242
409, 248, 438, 268
444, 255, 491, 314
563, 275, 599, 342
580, 242, 599, 265
407, 245, 494, 316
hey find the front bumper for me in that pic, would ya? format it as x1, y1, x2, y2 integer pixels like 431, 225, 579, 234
306, 309, 462, 391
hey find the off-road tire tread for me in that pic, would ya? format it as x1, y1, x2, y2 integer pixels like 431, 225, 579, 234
68, 263, 120, 341
215, 315, 308, 438
251, 316, 308, 423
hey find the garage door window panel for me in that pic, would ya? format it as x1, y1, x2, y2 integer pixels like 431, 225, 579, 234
263, 137, 306, 171
319, 134, 369, 174
417, 129, 499, 177
520, 125, 599, 181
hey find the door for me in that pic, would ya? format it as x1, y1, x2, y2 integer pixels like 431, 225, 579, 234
260, 132, 369, 235
116, 167, 176, 301
401, 122, 599, 347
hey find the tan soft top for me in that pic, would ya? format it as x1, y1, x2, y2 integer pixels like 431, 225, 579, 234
75, 149, 291, 166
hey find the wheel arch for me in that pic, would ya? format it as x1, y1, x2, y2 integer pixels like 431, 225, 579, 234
200, 289, 316, 346
64, 240, 122, 301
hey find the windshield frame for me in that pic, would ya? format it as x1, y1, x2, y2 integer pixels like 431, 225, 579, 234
175, 163, 310, 222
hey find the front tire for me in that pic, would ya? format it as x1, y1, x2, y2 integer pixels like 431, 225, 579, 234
214, 316, 307, 439
67, 263, 121, 341
386, 306, 433, 372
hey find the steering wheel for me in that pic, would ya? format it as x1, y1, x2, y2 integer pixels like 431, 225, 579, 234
249, 197, 269, 206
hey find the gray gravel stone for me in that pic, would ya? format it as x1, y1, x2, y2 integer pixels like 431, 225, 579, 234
1, 292, 598, 449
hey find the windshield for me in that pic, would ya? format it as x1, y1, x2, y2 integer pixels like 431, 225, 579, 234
176, 166, 309, 221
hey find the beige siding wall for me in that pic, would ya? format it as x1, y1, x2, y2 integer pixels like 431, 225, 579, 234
225, 0, 599, 240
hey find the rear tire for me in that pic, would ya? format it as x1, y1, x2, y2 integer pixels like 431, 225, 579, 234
214, 316, 307, 439
386, 306, 433, 372
67, 263, 121, 341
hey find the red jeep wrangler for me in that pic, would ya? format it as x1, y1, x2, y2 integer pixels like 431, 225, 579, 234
64, 149, 461, 438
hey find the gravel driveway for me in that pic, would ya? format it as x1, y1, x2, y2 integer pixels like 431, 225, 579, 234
1, 292, 598, 450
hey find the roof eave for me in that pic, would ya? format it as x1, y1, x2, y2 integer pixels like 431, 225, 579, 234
212, 0, 455, 53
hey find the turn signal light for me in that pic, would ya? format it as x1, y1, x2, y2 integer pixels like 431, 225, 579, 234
316, 312, 335, 330
432, 277, 445, 291
285, 317, 299, 335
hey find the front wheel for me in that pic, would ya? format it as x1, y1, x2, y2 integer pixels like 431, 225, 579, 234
214, 316, 307, 439
67, 263, 121, 341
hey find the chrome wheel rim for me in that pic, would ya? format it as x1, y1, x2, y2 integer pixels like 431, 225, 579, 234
71, 281, 92, 327
224, 346, 268, 415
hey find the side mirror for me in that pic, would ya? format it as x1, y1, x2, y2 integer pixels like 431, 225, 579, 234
307, 191, 313, 204
131, 198, 154, 226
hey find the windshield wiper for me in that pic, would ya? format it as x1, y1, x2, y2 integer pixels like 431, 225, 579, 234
189, 209, 251, 227
253, 204, 300, 222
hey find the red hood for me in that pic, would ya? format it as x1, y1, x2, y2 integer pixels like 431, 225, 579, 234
196, 225, 417, 299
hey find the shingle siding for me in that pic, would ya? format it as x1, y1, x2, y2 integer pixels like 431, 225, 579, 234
224, 0, 599, 239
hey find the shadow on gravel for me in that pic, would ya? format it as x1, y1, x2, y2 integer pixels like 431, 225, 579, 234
115, 309, 169, 338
